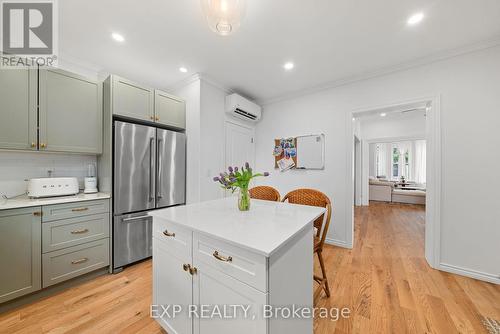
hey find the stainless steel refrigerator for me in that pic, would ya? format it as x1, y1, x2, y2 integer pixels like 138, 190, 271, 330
113, 120, 186, 271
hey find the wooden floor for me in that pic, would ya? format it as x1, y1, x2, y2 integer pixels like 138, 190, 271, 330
1, 202, 499, 333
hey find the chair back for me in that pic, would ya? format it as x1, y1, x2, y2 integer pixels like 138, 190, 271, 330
282, 189, 332, 247
249, 186, 281, 202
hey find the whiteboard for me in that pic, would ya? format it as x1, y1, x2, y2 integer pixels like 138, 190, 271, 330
296, 134, 325, 169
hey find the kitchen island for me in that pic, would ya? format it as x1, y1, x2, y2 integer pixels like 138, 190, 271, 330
150, 197, 326, 334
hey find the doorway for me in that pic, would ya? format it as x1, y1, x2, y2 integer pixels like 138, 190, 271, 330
224, 121, 255, 171
347, 97, 441, 268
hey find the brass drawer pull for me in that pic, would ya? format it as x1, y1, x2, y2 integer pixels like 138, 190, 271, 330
71, 258, 89, 265
72, 207, 89, 212
70, 228, 89, 234
189, 266, 198, 275
213, 251, 232, 263
163, 230, 175, 238
183, 264, 190, 272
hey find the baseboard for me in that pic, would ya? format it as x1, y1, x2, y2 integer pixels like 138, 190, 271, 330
439, 263, 500, 285
325, 237, 352, 249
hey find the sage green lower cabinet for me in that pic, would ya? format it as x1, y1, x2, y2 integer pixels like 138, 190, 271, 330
0, 68, 37, 150
42, 213, 110, 253
0, 207, 41, 303
38, 68, 103, 154
154, 90, 186, 129
42, 238, 109, 288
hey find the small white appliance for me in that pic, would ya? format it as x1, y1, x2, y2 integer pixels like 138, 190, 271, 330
84, 163, 98, 194
27, 177, 79, 198
225, 93, 262, 122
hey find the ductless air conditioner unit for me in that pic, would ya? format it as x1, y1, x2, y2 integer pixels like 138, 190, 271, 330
225, 93, 262, 122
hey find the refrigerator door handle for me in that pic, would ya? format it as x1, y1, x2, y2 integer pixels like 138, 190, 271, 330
149, 137, 155, 202
122, 215, 150, 222
157, 138, 163, 199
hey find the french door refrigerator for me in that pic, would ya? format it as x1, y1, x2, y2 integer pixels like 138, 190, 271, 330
113, 120, 186, 271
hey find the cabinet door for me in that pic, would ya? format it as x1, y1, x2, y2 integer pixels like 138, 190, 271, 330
154, 90, 186, 129
39, 69, 103, 154
153, 238, 193, 334
112, 76, 154, 122
0, 68, 37, 150
193, 262, 267, 334
0, 207, 41, 303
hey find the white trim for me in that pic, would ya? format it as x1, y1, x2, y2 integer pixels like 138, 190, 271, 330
439, 263, 500, 285
347, 95, 442, 268
325, 237, 351, 249
259, 36, 500, 106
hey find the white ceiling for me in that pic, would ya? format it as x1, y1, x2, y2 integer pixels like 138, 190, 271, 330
60, 0, 500, 103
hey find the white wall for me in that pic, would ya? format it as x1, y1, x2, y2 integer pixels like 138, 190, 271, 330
255, 45, 500, 282
0, 151, 97, 197
359, 111, 426, 140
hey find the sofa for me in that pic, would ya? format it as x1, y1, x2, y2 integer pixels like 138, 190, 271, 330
369, 178, 426, 205
369, 179, 394, 202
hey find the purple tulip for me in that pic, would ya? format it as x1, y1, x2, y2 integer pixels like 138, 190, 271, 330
228, 166, 233, 173
234, 167, 238, 172
245, 162, 250, 169
263, 172, 269, 177
213, 176, 219, 182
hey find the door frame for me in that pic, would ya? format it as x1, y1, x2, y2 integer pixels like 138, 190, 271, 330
346, 95, 442, 268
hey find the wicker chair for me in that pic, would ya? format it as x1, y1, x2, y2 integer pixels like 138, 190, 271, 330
282, 189, 332, 302
249, 186, 281, 202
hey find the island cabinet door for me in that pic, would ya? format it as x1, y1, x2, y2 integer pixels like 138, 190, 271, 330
192, 262, 268, 334
153, 238, 193, 334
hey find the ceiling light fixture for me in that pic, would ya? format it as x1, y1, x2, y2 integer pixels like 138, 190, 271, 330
111, 32, 125, 42
179, 67, 188, 73
407, 12, 424, 26
201, 0, 246, 36
283, 62, 294, 70
380, 113, 387, 117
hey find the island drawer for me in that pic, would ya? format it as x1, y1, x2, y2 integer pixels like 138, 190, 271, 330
193, 233, 267, 293
42, 238, 109, 288
42, 199, 110, 222
42, 213, 110, 253
153, 218, 192, 261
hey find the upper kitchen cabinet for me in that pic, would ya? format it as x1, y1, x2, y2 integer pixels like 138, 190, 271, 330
111, 75, 154, 122
38, 69, 103, 154
0, 68, 37, 150
154, 90, 186, 129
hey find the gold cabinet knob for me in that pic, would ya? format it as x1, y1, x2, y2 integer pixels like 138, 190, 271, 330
155, 117, 160, 121
150, 116, 154, 120
31, 142, 36, 148
40, 143, 46, 148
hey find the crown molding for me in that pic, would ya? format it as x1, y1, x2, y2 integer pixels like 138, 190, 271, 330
169, 72, 235, 96
258, 35, 500, 106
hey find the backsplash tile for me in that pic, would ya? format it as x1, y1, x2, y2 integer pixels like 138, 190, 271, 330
0, 151, 97, 197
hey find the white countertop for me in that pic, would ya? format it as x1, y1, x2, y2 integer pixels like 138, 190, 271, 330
0, 192, 111, 210
149, 197, 326, 257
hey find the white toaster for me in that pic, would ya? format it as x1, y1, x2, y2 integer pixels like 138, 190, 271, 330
27, 177, 80, 198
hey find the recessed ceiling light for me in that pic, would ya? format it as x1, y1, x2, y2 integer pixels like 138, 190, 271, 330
179, 67, 188, 73
111, 32, 125, 42
352, 117, 356, 121
380, 113, 387, 117
407, 12, 424, 26
283, 62, 294, 70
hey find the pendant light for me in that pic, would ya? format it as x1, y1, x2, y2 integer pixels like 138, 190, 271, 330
201, 0, 246, 36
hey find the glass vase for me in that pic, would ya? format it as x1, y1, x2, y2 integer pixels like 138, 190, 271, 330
238, 188, 251, 211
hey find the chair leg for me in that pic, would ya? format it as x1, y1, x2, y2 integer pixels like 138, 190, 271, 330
317, 250, 330, 298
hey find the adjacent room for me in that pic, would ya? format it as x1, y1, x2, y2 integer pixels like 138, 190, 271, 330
0, 1, 499, 334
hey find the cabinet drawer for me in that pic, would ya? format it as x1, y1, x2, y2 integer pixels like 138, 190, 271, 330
42, 213, 109, 253
193, 233, 267, 293
42, 199, 109, 222
153, 217, 192, 262
42, 239, 109, 288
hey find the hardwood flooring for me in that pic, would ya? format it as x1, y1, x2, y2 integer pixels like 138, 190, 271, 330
0, 202, 498, 333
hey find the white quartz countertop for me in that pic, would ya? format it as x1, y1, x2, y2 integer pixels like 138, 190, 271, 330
0, 192, 111, 210
149, 197, 326, 257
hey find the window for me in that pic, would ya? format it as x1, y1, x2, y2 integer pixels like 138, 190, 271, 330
392, 147, 400, 178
